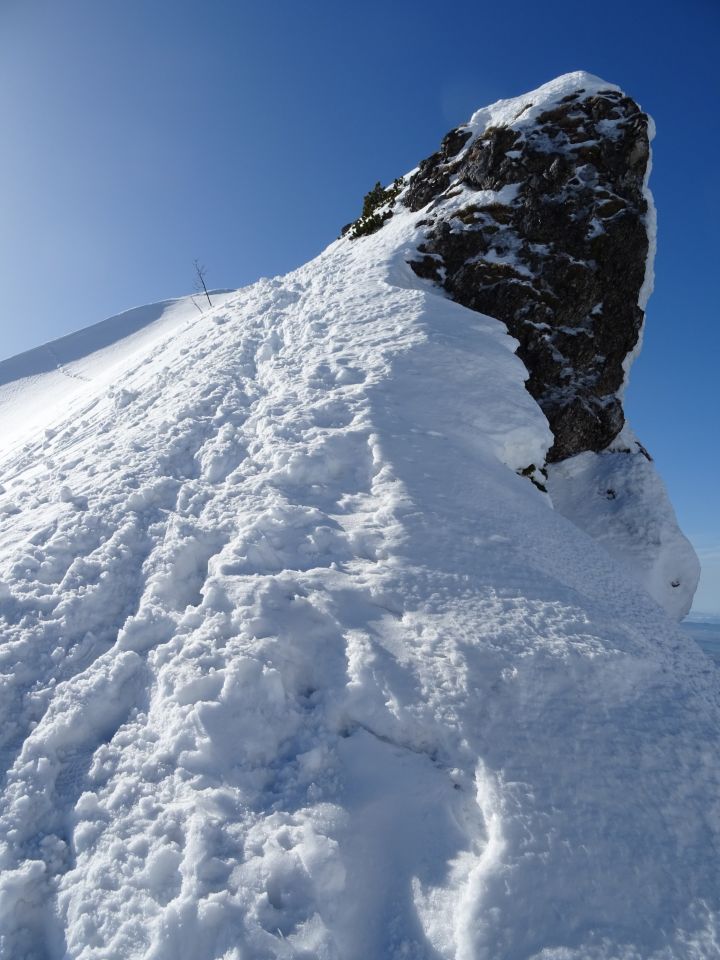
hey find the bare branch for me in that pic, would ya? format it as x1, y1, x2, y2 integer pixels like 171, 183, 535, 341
193, 259, 213, 308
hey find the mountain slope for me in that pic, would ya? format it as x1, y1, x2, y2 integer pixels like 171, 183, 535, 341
0, 292, 236, 457
0, 73, 717, 960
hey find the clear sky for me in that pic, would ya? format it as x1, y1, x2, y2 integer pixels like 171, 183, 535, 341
1, 0, 718, 613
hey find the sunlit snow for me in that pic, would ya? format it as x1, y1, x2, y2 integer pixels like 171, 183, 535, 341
0, 72, 717, 960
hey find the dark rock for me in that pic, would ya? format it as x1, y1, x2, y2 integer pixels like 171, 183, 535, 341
403, 87, 651, 462
410, 255, 443, 282
441, 126, 473, 158
403, 128, 472, 212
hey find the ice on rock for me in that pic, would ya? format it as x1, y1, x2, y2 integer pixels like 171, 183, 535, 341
0, 72, 716, 960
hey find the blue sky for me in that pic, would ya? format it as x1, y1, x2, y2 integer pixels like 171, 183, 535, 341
1, 0, 718, 613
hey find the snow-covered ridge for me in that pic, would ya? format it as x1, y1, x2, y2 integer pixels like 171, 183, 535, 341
0, 75, 717, 960
0, 292, 236, 456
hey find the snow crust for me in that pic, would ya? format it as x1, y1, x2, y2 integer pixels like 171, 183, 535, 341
0, 75, 717, 960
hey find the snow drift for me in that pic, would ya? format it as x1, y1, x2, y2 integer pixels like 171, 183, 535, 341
0, 72, 716, 960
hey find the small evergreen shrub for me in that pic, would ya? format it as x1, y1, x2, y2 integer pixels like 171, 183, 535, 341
347, 178, 404, 239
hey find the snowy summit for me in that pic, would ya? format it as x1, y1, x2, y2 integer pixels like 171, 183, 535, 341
0, 72, 716, 959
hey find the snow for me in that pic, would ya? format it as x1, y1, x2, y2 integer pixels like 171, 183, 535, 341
547, 425, 701, 620
0, 73, 717, 959
460, 72, 621, 144
0, 291, 235, 456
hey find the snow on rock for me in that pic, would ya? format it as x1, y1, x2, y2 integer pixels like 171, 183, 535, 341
0, 74, 717, 959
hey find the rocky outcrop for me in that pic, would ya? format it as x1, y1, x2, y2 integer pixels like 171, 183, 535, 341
342, 73, 698, 618
403, 80, 653, 462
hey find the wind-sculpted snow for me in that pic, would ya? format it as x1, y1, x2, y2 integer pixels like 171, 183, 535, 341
0, 74, 718, 960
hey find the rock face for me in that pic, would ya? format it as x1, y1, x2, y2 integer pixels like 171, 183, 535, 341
403, 81, 653, 462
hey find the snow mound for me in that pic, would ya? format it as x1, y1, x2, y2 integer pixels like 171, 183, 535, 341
547, 428, 701, 619
0, 75, 717, 960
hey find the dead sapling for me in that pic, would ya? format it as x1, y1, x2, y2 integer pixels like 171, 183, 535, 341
193, 259, 214, 310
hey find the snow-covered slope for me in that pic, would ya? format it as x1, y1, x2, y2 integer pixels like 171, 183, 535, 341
0, 292, 235, 456
0, 73, 717, 960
